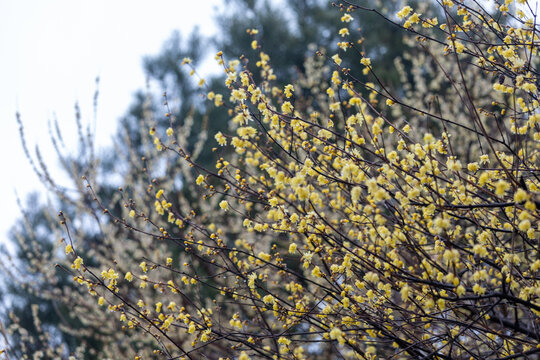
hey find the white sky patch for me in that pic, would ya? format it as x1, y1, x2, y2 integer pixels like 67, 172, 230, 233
0, 0, 221, 244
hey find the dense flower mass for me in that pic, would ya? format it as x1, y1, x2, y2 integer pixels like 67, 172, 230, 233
4, 1, 540, 359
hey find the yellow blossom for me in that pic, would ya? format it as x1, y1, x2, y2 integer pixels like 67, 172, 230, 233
215, 132, 227, 146
339, 28, 350, 37
341, 13, 354, 22
360, 57, 371, 66
65, 244, 73, 254
196, 174, 205, 185
239, 352, 251, 360
281, 101, 294, 114
409, 13, 421, 24
219, 200, 230, 211
397, 6, 413, 20
72, 256, 83, 270
514, 188, 529, 203
289, 242, 297, 254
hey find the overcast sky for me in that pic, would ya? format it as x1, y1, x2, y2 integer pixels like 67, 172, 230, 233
0, 0, 221, 245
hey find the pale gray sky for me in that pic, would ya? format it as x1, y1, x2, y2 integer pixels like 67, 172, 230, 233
0, 0, 221, 244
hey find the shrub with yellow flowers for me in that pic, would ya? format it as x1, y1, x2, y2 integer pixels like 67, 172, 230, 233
16, 1, 540, 359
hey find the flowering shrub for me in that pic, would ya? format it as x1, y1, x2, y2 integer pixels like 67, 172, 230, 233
4, 1, 540, 359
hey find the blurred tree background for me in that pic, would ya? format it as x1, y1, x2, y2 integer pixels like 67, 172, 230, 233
0, 0, 411, 357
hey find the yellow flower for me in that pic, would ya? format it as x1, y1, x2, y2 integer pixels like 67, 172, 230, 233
289, 242, 297, 254
514, 188, 529, 203
284, 84, 294, 98
125, 272, 133, 282
472, 283, 485, 295
341, 14, 354, 22
518, 219, 531, 232
219, 200, 230, 211
422, 17, 438, 28
312, 266, 322, 277
258, 252, 271, 262
456, 285, 466, 296
329, 327, 345, 344
231, 89, 247, 101
166, 127, 173, 136
442, 249, 460, 265
196, 174, 205, 185
364, 272, 379, 283
281, 101, 294, 114
409, 12, 421, 24
522, 82, 537, 93
237, 126, 257, 139
247, 273, 257, 289
397, 6, 412, 20
72, 257, 83, 270
339, 28, 350, 37
473, 244, 488, 258
467, 162, 479, 172
278, 337, 291, 345
480, 154, 490, 164
351, 186, 362, 203
239, 352, 251, 360
215, 132, 227, 146
331, 54, 342, 65
214, 94, 223, 106
501, 47, 515, 59
494, 180, 509, 196
400, 285, 410, 302
65, 244, 73, 254
447, 158, 462, 171
453, 41, 465, 54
